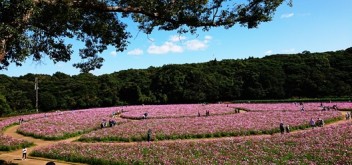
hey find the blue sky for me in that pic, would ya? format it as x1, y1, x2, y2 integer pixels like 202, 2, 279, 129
2, 0, 352, 77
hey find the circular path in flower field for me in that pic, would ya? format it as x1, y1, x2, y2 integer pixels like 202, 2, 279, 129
0, 107, 350, 164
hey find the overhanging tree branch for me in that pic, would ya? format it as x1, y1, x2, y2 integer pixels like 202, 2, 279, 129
0, 0, 291, 72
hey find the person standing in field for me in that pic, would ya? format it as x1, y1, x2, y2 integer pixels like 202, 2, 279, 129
147, 129, 152, 142
317, 118, 324, 127
143, 112, 148, 119
22, 147, 27, 160
285, 124, 290, 133
309, 118, 315, 128
280, 122, 285, 134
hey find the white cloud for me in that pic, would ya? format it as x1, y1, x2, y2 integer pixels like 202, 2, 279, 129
204, 35, 212, 43
185, 36, 212, 51
281, 13, 294, 18
265, 50, 273, 55
169, 35, 186, 42
127, 48, 144, 55
110, 51, 117, 57
185, 39, 208, 51
147, 42, 184, 54
146, 35, 213, 54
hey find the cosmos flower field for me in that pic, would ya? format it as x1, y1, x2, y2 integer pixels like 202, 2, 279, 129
229, 102, 352, 111
31, 121, 352, 164
119, 104, 237, 119
0, 113, 53, 150
16, 107, 129, 140
1, 102, 351, 164
80, 110, 341, 142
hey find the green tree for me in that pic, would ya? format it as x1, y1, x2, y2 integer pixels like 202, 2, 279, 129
245, 60, 286, 99
0, 0, 291, 72
39, 92, 57, 112
0, 74, 12, 96
151, 65, 186, 103
119, 82, 142, 105
183, 69, 210, 102
71, 73, 100, 108
0, 94, 11, 116
51, 72, 72, 109
6, 90, 33, 113
98, 74, 119, 106
113, 69, 155, 104
238, 70, 265, 99
345, 47, 352, 54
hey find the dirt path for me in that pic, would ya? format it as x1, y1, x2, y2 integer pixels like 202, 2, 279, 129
0, 125, 85, 165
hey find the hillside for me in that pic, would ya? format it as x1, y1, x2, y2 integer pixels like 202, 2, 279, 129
0, 47, 351, 115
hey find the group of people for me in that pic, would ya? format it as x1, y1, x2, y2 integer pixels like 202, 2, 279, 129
279, 122, 290, 134
294, 102, 305, 112
319, 102, 339, 111
197, 110, 211, 117
18, 118, 24, 124
234, 108, 241, 113
297, 102, 340, 112
310, 118, 324, 128
205, 110, 210, 116
321, 105, 338, 111
100, 119, 117, 128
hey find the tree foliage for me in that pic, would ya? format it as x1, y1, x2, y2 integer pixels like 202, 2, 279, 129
1, 0, 290, 72
0, 94, 11, 116
0, 48, 351, 115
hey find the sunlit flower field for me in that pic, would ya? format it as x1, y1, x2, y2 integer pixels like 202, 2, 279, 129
16, 108, 129, 140
0, 113, 51, 150
230, 102, 352, 111
31, 122, 352, 164
1, 102, 351, 164
80, 110, 341, 142
120, 104, 236, 119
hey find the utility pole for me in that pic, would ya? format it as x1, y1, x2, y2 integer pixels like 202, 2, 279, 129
35, 77, 39, 112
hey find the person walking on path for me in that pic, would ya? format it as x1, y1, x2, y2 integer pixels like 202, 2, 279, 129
346, 112, 351, 120
22, 147, 27, 160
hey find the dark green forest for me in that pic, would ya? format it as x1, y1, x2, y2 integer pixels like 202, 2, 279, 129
1, 47, 352, 116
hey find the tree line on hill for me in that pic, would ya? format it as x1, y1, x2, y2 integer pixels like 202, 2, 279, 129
1, 47, 352, 116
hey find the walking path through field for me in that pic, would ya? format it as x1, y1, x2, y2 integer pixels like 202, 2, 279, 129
0, 111, 350, 165
0, 125, 85, 165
